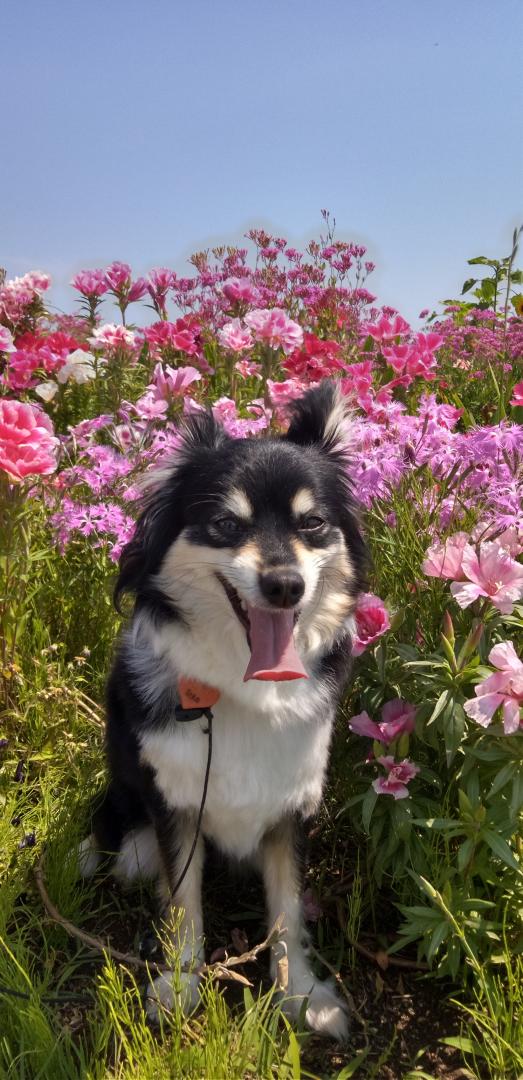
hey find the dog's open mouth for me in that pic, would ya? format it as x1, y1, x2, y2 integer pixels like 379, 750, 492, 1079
217, 574, 308, 683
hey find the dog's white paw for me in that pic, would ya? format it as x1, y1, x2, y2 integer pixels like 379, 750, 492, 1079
77, 834, 101, 878
284, 977, 349, 1042
304, 978, 349, 1041
145, 970, 201, 1023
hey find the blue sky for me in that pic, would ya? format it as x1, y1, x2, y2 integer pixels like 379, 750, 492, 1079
3, 0, 522, 322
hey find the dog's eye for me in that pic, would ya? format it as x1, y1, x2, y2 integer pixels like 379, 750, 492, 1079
214, 515, 242, 535
299, 515, 325, 532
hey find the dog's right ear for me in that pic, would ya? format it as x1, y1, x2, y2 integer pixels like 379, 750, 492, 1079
114, 410, 231, 611
286, 381, 352, 457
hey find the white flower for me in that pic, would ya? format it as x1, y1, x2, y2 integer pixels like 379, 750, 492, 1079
56, 349, 98, 385
35, 380, 58, 402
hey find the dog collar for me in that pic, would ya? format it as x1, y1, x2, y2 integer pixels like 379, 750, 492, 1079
175, 677, 221, 723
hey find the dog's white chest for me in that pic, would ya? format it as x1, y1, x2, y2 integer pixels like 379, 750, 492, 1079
140, 700, 332, 859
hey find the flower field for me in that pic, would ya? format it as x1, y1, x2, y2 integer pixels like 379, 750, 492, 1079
1, 215, 523, 1079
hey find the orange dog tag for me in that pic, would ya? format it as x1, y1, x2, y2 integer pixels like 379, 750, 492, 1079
178, 677, 221, 711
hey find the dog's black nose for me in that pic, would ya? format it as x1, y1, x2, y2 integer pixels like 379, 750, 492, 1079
259, 569, 305, 608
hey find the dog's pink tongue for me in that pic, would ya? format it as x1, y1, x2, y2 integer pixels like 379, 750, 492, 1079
244, 606, 308, 682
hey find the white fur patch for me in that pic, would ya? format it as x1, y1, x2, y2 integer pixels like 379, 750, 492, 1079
291, 488, 316, 517
77, 834, 101, 878
113, 826, 161, 881
223, 488, 253, 521
322, 387, 354, 454
140, 693, 332, 860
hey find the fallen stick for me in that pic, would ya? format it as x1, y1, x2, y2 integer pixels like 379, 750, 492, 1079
34, 853, 283, 987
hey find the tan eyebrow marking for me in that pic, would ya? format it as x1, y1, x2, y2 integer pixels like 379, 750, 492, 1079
291, 488, 316, 517
223, 488, 253, 521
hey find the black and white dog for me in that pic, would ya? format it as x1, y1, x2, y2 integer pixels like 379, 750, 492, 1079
79, 382, 366, 1040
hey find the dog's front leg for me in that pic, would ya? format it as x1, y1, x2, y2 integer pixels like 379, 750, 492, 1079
261, 817, 349, 1041
146, 811, 204, 1022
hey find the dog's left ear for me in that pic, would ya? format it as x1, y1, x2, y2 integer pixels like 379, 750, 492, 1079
286, 381, 352, 456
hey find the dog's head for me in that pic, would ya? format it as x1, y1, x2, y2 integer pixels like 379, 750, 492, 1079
116, 383, 367, 681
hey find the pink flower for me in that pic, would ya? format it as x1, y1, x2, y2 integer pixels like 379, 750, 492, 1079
222, 277, 258, 304
350, 700, 416, 743
71, 270, 108, 298
105, 261, 132, 291
372, 757, 420, 799
510, 381, 523, 407
450, 541, 523, 615
463, 641, 523, 734
245, 308, 304, 354
422, 532, 470, 580
362, 314, 411, 343
267, 377, 307, 406
0, 399, 59, 481
235, 358, 262, 378
352, 592, 391, 656
150, 362, 201, 399
0, 327, 15, 352
90, 324, 136, 350
217, 319, 253, 352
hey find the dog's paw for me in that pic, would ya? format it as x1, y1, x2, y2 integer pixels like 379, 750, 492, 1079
77, 834, 101, 878
145, 970, 201, 1023
304, 978, 349, 1041
283, 977, 349, 1042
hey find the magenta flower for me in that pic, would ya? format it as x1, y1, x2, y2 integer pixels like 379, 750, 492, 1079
350, 699, 415, 743
422, 532, 470, 580
510, 381, 523, 407
450, 541, 523, 615
362, 314, 411, 343
217, 319, 253, 352
222, 277, 258, 304
105, 261, 132, 292
352, 592, 391, 656
245, 308, 304, 354
372, 756, 420, 799
464, 641, 523, 734
0, 400, 58, 481
71, 269, 108, 298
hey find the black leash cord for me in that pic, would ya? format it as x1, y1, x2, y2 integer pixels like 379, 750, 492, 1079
169, 708, 213, 898
1, 709, 214, 1008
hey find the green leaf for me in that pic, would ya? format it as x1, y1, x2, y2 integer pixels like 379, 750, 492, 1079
483, 830, 522, 875
467, 256, 491, 265
457, 836, 475, 871
362, 787, 378, 833
461, 277, 477, 294
427, 920, 449, 961
427, 690, 451, 725
488, 761, 516, 799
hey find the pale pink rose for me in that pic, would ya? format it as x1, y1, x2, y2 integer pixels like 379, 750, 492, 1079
90, 324, 136, 350
222, 277, 258, 304
245, 308, 304, 354
450, 542, 523, 615
510, 381, 523, 407
217, 319, 253, 352
350, 700, 415, 743
0, 399, 59, 481
372, 756, 420, 799
422, 532, 470, 580
267, 378, 307, 406
352, 592, 391, 656
464, 640, 523, 735
0, 327, 15, 352
24, 271, 51, 292
71, 270, 108, 297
